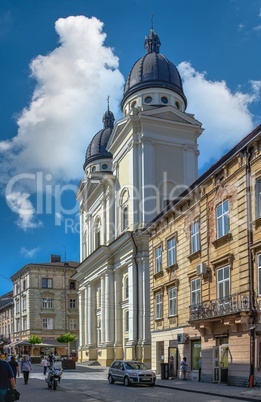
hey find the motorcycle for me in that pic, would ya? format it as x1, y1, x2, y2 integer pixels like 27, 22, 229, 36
45, 364, 63, 390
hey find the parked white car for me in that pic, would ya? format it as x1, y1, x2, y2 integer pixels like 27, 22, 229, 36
108, 360, 156, 386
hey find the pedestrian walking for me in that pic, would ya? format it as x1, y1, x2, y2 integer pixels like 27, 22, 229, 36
48, 352, 55, 367
0, 357, 16, 402
20, 355, 32, 385
42, 356, 48, 375
9, 356, 20, 381
180, 357, 188, 380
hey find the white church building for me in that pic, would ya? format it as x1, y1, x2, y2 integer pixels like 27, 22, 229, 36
74, 27, 203, 365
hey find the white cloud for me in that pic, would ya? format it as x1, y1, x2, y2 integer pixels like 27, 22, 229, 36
5, 191, 43, 230
178, 62, 260, 170
1, 15, 124, 230
253, 24, 261, 31
20, 246, 40, 258
1, 16, 124, 183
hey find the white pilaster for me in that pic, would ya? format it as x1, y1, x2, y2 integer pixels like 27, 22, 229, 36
101, 275, 105, 344
128, 261, 137, 344
114, 270, 122, 346
84, 286, 88, 345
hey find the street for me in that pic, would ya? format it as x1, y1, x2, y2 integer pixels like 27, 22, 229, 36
14, 363, 253, 402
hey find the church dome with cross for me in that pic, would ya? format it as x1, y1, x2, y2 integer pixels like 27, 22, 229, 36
121, 27, 187, 115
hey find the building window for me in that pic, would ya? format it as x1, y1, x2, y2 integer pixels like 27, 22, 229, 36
168, 287, 177, 316
22, 297, 27, 311
258, 254, 261, 296
22, 317, 27, 331
42, 298, 53, 309
16, 320, 20, 332
144, 96, 152, 104
217, 266, 230, 298
167, 237, 176, 266
69, 319, 77, 331
120, 189, 129, 231
125, 310, 129, 332
161, 96, 168, 104
69, 280, 76, 290
42, 318, 54, 330
155, 246, 162, 273
16, 284, 20, 295
256, 179, 261, 219
70, 299, 76, 309
155, 293, 163, 319
94, 217, 101, 248
216, 200, 229, 238
191, 221, 200, 254
124, 276, 129, 300
191, 278, 201, 305
42, 278, 53, 289
23, 279, 26, 291
15, 301, 19, 314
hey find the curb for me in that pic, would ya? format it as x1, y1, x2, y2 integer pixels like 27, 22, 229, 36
155, 383, 260, 402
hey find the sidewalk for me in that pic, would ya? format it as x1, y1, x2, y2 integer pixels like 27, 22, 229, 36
155, 376, 261, 401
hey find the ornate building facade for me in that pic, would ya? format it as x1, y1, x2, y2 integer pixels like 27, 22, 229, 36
147, 125, 261, 387
75, 28, 203, 365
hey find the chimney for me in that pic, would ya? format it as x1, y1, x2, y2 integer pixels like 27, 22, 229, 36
50, 254, 61, 263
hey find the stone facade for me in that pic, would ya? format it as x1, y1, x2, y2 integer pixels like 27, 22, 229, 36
8, 256, 79, 356
147, 126, 261, 386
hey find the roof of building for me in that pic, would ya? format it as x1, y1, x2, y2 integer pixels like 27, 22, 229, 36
83, 108, 114, 169
121, 28, 187, 109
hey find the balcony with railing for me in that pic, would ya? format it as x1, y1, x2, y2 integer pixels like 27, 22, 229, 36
189, 293, 250, 322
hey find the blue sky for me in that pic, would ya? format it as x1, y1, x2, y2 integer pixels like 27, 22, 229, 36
0, 0, 261, 295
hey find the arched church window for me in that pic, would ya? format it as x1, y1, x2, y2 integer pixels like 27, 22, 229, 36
94, 217, 101, 248
120, 189, 129, 231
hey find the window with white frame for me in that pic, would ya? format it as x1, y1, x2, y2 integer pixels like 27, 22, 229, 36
256, 179, 261, 219
94, 217, 101, 249
216, 200, 229, 238
217, 266, 230, 298
22, 297, 27, 311
15, 301, 19, 314
155, 246, 162, 273
121, 189, 129, 231
42, 318, 54, 329
191, 278, 201, 305
167, 237, 176, 266
22, 317, 27, 331
42, 298, 53, 309
168, 287, 177, 316
69, 318, 77, 330
70, 299, 76, 309
124, 276, 129, 300
257, 254, 261, 296
16, 319, 20, 332
42, 278, 53, 289
191, 221, 200, 254
155, 293, 163, 319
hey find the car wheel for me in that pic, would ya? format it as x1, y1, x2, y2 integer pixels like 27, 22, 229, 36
108, 374, 114, 384
124, 376, 130, 387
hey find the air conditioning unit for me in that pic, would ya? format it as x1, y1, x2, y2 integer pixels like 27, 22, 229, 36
196, 263, 207, 276
177, 333, 189, 344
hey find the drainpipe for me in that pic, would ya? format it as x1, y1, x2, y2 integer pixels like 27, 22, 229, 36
246, 146, 256, 388
131, 233, 139, 360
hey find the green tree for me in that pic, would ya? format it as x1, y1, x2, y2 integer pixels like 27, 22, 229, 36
57, 333, 76, 357
28, 335, 42, 356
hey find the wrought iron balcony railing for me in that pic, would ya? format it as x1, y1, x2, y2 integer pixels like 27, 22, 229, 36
189, 293, 250, 321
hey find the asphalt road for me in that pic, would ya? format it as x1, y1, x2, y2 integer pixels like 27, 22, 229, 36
15, 363, 250, 402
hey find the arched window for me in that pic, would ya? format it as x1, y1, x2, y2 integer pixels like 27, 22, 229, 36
120, 189, 129, 231
94, 217, 101, 249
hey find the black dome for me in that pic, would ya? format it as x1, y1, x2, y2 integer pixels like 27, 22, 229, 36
121, 29, 187, 109
83, 109, 114, 170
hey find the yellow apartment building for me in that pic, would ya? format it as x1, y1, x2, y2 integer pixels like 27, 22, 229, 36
147, 125, 261, 387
